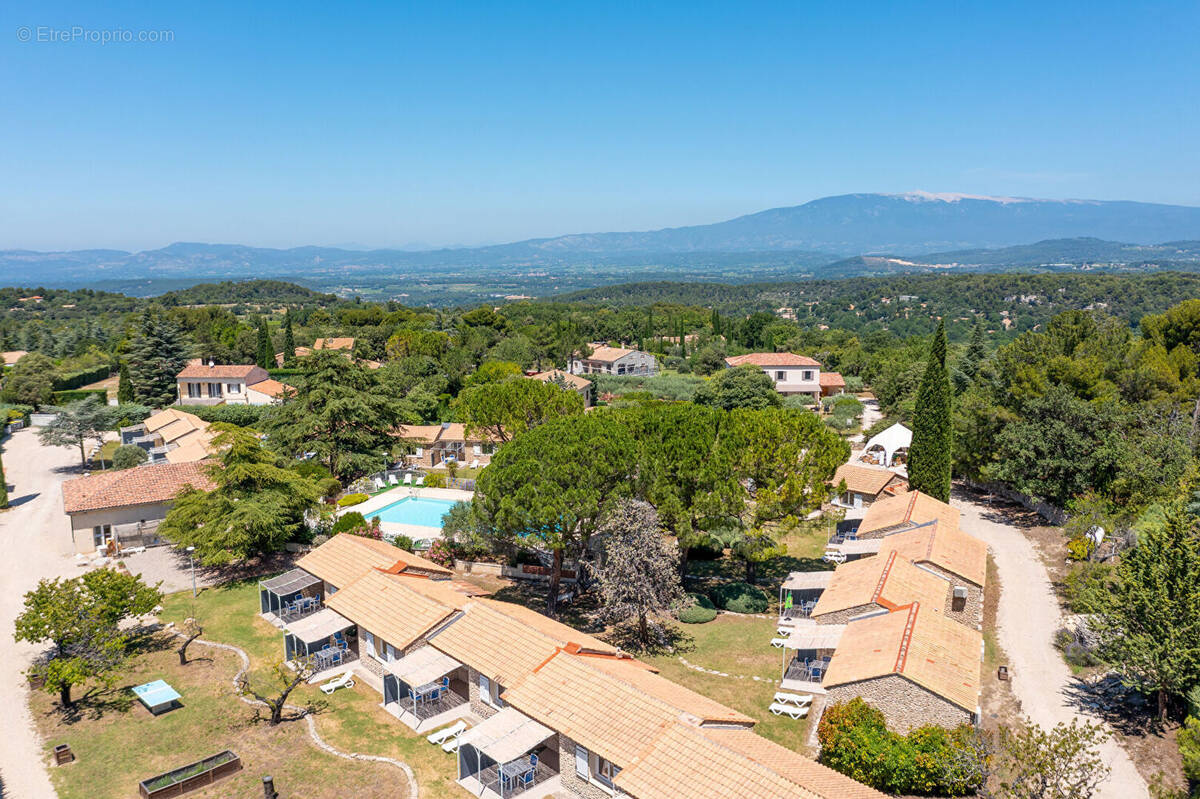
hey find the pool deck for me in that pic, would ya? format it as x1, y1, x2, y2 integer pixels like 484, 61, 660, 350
344, 486, 473, 542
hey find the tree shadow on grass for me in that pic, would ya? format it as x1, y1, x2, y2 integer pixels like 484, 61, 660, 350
605, 621, 694, 657
48, 682, 135, 726
489, 584, 605, 633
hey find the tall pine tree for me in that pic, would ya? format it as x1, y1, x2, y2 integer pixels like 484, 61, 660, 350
282, 311, 297, 367
127, 310, 192, 407
907, 319, 953, 501
255, 319, 274, 369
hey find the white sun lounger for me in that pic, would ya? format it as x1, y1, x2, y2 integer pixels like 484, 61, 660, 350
426, 720, 467, 745
403, 473, 413, 485
769, 702, 809, 719
388, 473, 399, 486
373, 477, 386, 491
441, 730, 465, 752
319, 670, 355, 695
773, 691, 813, 707
415, 475, 425, 486
769, 637, 788, 648
468, 459, 479, 469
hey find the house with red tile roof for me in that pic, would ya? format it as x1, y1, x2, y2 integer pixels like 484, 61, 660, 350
724, 352, 843, 401
61, 461, 216, 553
176, 362, 292, 406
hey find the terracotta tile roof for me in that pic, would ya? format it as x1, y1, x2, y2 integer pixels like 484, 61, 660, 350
819, 371, 846, 387
582, 655, 752, 725
62, 461, 216, 514
428, 599, 617, 687
144, 408, 209, 438
164, 438, 216, 464
312, 337, 355, 350
811, 551, 949, 619
529, 369, 592, 391
324, 571, 459, 651
616, 723, 887, 799
176, 363, 269, 380
395, 424, 443, 443
503, 650, 746, 768
582, 345, 640, 363
878, 520, 987, 587
725, 352, 821, 368
857, 490, 960, 536
296, 534, 449, 589
823, 603, 982, 712
395, 423, 503, 444
832, 463, 903, 497
247, 378, 293, 398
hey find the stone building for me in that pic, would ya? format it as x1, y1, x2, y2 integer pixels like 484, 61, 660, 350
855, 489, 961, 539
876, 519, 988, 630
810, 551, 951, 626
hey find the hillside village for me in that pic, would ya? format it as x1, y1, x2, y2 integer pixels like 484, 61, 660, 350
1, 284, 1199, 799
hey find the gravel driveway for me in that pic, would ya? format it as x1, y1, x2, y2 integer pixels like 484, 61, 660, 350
954, 492, 1148, 799
0, 429, 83, 798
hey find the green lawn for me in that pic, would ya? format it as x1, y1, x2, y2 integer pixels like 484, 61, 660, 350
645, 613, 813, 752
686, 516, 835, 590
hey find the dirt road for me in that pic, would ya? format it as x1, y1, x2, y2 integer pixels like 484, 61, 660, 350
954, 493, 1148, 799
0, 429, 83, 798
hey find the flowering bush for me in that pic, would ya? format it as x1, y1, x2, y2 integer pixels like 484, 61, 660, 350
428, 539, 454, 568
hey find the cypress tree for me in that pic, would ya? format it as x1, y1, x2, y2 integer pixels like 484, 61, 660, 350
282, 311, 297, 367
116, 362, 134, 404
255, 319, 273, 369
907, 319, 953, 501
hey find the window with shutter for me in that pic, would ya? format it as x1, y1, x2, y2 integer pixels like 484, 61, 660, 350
574, 744, 589, 778
478, 673, 490, 705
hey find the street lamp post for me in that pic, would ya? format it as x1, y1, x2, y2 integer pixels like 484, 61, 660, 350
186, 545, 196, 598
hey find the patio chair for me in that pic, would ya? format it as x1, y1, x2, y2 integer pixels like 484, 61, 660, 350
769, 637, 788, 648
320, 670, 355, 695
403, 473, 413, 486
769, 702, 809, 720
426, 720, 467, 745
388, 473, 399, 486
374, 477, 387, 491
414, 474, 425, 486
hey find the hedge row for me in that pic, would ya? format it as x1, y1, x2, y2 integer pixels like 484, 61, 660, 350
184, 404, 269, 426
53, 364, 112, 391
53, 389, 109, 404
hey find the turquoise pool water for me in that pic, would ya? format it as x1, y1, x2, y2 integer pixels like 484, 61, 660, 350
373, 496, 458, 528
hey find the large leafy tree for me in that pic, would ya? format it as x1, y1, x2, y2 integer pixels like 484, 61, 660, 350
594, 499, 684, 648
262, 350, 403, 479
4, 352, 57, 406
160, 425, 322, 564
693, 365, 782, 410
127, 310, 192, 406
908, 319, 953, 501
455, 376, 584, 445
14, 570, 161, 708
37, 395, 110, 466
1102, 500, 1200, 719
475, 413, 635, 616
614, 403, 741, 573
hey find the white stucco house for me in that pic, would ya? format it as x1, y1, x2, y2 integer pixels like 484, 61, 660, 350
724, 353, 823, 399
569, 345, 658, 377
176, 362, 291, 406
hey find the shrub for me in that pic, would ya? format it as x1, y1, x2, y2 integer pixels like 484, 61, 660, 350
337, 492, 368, 507
428, 539, 454, 567
708, 581, 769, 614
677, 593, 718, 624
349, 517, 383, 540
389, 534, 415, 551
687, 541, 724, 561
1063, 562, 1119, 614
185, 403, 268, 427
424, 472, 446, 488
818, 698, 979, 795
111, 444, 148, 470
311, 534, 329, 547
1066, 536, 1095, 561
331, 512, 366, 535
52, 389, 109, 404
1179, 716, 1200, 785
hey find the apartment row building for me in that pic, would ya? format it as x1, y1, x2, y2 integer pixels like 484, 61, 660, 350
259, 534, 885, 799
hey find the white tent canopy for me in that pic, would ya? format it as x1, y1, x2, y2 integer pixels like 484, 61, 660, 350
863, 423, 912, 467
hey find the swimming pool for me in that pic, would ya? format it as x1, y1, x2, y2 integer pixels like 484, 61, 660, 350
372, 496, 459, 528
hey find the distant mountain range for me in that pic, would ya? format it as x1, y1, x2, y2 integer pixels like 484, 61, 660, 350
4, 193, 1200, 298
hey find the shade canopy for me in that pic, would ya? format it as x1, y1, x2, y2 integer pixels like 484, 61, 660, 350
383, 645, 460, 687
458, 706, 553, 764
863, 423, 912, 466
785, 622, 846, 650
781, 571, 833, 592
261, 568, 322, 596
284, 607, 352, 643
831, 539, 883, 556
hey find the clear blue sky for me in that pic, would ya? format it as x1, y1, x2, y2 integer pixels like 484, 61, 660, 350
2, 1, 1198, 250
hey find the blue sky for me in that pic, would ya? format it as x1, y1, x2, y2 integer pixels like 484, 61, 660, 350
1, 1, 1198, 250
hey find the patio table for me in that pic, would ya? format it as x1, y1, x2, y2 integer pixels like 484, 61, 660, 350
500, 760, 534, 792
412, 680, 443, 702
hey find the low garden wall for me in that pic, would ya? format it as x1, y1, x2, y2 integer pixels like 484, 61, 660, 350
960, 478, 1068, 525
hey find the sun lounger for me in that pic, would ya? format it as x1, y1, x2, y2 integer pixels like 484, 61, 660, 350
373, 477, 386, 491
403, 473, 413, 485
769, 702, 809, 719
769, 637, 788, 648
415, 475, 425, 486
773, 691, 813, 707
776, 626, 791, 637
319, 670, 355, 695
388, 474, 399, 485
442, 730, 465, 752
468, 459, 479, 469
426, 720, 467, 745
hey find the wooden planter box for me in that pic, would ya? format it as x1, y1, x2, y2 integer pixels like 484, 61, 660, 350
138, 751, 241, 798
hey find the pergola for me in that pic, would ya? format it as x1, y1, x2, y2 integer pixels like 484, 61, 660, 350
457, 706, 555, 798
283, 607, 353, 662
258, 568, 322, 615
779, 571, 832, 619
382, 645, 462, 716
780, 621, 846, 683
